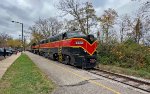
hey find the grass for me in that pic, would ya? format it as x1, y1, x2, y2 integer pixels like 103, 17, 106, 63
0, 54, 55, 94
98, 64, 150, 79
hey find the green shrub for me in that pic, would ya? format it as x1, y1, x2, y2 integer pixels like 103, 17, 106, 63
97, 39, 150, 70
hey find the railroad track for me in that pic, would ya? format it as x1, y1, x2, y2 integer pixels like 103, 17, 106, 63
33, 53, 150, 93
88, 68, 150, 93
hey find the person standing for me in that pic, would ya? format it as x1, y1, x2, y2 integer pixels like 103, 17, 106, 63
3, 48, 6, 58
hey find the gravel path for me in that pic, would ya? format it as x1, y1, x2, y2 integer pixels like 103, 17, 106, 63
26, 52, 148, 94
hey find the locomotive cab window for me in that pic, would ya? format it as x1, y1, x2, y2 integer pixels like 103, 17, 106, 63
63, 33, 67, 40
45, 39, 48, 43
67, 31, 86, 38
40, 40, 45, 44
42, 40, 44, 44
32, 43, 36, 46
40, 41, 42, 44
50, 37, 54, 42
55, 35, 59, 41
48, 38, 51, 43
58, 34, 62, 41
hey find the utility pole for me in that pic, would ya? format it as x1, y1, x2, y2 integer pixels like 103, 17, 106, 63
22, 23, 24, 51
24, 36, 26, 51
12, 21, 24, 51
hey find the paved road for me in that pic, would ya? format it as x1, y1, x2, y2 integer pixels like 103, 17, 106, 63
0, 56, 4, 61
0, 56, 8, 61
26, 52, 148, 94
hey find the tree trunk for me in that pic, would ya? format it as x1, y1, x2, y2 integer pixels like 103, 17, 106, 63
105, 27, 109, 44
120, 28, 124, 42
78, 19, 86, 35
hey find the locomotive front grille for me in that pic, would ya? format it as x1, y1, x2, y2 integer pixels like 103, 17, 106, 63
87, 57, 96, 63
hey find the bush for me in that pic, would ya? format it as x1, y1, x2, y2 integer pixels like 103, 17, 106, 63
97, 43, 118, 64
97, 39, 150, 70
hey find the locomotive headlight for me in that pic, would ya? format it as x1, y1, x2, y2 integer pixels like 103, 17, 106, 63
75, 41, 84, 45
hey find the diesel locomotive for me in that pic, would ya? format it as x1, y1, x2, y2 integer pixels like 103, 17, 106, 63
31, 31, 98, 68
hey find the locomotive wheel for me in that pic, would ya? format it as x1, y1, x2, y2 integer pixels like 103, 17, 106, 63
82, 62, 86, 69
44, 53, 48, 58
53, 54, 57, 61
65, 55, 70, 65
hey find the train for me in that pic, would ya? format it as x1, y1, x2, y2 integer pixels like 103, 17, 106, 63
31, 31, 98, 69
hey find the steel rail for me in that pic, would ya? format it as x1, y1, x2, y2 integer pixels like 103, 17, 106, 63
88, 68, 150, 93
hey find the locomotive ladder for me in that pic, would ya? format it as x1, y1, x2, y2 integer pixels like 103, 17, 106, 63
58, 47, 62, 62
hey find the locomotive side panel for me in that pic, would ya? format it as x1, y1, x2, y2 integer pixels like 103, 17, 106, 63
31, 31, 98, 68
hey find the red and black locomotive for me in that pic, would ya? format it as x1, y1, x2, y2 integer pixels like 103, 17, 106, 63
31, 31, 98, 68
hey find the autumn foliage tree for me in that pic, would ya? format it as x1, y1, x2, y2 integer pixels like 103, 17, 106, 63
133, 18, 143, 44
29, 25, 44, 44
7, 38, 22, 48
98, 8, 118, 43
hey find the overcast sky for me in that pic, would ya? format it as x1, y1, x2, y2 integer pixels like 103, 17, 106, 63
0, 0, 140, 39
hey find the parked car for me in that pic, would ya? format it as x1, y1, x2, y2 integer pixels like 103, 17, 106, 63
0, 48, 4, 56
11, 49, 17, 54
0, 48, 13, 56
6, 48, 14, 54
6, 49, 13, 56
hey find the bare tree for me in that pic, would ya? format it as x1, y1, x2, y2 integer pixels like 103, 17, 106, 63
139, 1, 150, 44
131, 0, 150, 14
63, 19, 79, 31
29, 17, 62, 44
132, 0, 150, 44
47, 17, 62, 36
146, 34, 150, 46
0, 33, 10, 47
35, 18, 50, 38
119, 14, 133, 42
79, 2, 97, 34
35, 17, 62, 37
58, 0, 85, 33
57, 0, 97, 35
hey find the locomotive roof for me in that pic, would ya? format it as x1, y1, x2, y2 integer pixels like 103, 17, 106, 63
40, 39, 46, 42
47, 33, 63, 39
43, 30, 86, 41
